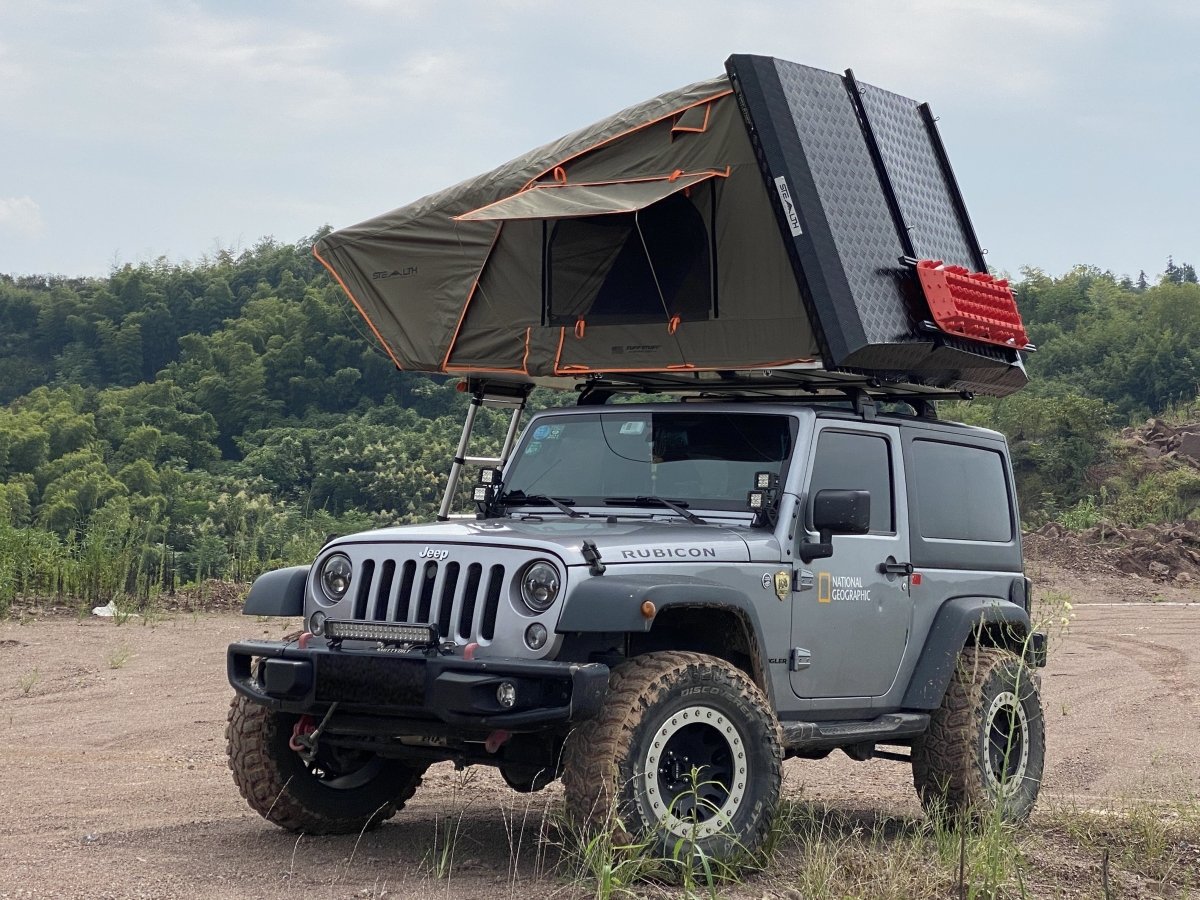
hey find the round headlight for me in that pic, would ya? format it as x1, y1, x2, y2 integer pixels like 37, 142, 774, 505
520, 561, 560, 613
318, 553, 353, 603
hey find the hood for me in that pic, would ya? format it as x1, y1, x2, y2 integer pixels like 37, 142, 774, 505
330, 517, 754, 565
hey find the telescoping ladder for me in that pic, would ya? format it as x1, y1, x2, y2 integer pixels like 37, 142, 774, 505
437, 381, 532, 521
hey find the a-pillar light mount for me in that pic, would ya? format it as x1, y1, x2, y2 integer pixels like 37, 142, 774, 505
747, 471, 780, 526
474, 468, 503, 516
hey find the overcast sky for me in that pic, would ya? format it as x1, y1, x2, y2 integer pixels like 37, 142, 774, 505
1, 0, 1196, 281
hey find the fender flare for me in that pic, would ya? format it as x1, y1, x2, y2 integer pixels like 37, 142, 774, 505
556, 573, 763, 636
902, 596, 1032, 709
243, 566, 309, 617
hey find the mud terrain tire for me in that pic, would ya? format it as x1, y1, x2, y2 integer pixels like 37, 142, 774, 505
226, 695, 424, 834
563, 651, 782, 859
912, 646, 1045, 822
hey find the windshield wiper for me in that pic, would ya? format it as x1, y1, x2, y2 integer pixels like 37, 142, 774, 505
499, 490, 582, 518
602, 496, 707, 525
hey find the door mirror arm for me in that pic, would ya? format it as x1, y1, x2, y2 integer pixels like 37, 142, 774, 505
798, 530, 834, 563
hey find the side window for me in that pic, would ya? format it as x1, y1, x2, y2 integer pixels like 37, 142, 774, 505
912, 440, 1012, 542
808, 430, 894, 533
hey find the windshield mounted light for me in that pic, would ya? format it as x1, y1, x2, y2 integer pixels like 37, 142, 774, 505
478, 467, 502, 486
318, 553, 353, 603
473, 485, 495, 503
754, 471, 778, 490
519, 561, 560, 613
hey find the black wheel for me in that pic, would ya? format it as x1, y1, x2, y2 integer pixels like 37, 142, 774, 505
226, 695, 425, 834
912, 646, 1045, 822
563, 652, 782, 859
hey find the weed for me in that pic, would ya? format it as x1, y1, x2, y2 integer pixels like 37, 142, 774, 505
107, 643, 133, 669
424, 768, 477, 882
17, 669, 40, 695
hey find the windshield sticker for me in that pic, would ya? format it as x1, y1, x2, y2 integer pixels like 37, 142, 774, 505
533, 425, 551, 440
548, 425, 564, 438
619, 421, 646, 435
525, 442, 541, 455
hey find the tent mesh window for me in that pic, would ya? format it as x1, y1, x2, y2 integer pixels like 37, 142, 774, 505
545, 186, 713, 327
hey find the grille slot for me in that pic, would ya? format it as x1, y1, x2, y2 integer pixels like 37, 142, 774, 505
437, 562, 460, 638
372, 560, 395, 621
393, 560, 417, 622
458, 563, 483, 639
353, 559, 375, 620
416, 562, 438, 622
481, 564, 504, 641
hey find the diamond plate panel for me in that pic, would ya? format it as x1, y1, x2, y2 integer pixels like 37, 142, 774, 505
858, 84, 980, 268
772, 62, 916, 345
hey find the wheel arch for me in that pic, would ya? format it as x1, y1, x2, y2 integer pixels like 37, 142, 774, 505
556, 574, 771, 700
902, 596, 1032, 710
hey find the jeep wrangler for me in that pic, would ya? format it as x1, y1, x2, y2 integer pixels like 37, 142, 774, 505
226, 377, 1046, 857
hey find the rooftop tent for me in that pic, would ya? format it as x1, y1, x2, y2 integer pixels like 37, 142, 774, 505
315, 56, 1029, 396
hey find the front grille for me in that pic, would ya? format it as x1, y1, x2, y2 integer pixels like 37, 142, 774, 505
348, 553, 506, 644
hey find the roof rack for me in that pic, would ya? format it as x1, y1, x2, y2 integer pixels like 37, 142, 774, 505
572, 369, 972, 406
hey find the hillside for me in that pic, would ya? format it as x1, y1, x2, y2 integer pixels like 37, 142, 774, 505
1, 242, 1199, 611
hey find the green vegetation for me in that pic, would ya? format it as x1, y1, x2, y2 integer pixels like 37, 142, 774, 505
2, 245, 1199, 613
0, 234, 515, 614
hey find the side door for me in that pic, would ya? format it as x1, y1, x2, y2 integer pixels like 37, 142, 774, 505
789, 422, 913, 699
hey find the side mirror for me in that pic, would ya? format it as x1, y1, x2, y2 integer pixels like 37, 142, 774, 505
800, 489, 871, 562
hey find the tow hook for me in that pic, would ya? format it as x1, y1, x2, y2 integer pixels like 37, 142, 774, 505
288, 702, 339, 765
485, 729, 511, 754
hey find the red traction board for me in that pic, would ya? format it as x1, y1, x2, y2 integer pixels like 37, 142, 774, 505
916, 259, 1030, 349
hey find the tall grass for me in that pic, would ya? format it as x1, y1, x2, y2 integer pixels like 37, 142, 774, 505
0, 499, 379, 615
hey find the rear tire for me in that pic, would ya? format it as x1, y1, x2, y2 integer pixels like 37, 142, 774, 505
226, 695, 425, 834
563, 651, 782, 860
912, 646, 1045, 822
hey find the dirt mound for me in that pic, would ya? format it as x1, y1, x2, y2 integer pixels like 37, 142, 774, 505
1027, 521, 1200, 584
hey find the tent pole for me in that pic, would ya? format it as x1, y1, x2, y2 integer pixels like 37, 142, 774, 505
498, 398, 526, 466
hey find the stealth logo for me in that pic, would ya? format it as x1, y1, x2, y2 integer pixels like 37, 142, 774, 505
773, 176, 803, 237
372, 267, 418, 280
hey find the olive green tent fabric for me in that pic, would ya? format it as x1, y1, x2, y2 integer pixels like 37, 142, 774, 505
455, 171, 725, 222
314, 75, 820, 380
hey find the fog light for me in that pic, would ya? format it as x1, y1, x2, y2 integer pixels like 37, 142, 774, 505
309, 610, 327, 636
497, 681, 517, 708
524, 622, 548, 650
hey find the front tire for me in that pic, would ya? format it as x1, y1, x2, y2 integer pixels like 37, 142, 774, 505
563, 652, 782, 860
226, 695, 425, 834
912, 646, 1045, 822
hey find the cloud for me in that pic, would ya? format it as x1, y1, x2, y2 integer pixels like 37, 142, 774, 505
0, 197, 45, 238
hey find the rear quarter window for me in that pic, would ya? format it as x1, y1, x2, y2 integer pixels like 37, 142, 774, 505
912, 439, 1012, 542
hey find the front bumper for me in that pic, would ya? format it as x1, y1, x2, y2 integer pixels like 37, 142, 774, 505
227, 639, 610, 731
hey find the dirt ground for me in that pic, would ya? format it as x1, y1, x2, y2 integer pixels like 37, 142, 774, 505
1, 566, 1197, 899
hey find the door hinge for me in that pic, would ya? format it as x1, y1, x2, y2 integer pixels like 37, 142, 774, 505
790, 647, 812, 671
794, 569, 815, 592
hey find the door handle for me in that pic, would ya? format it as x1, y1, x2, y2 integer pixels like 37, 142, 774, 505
878, 560, 913, 576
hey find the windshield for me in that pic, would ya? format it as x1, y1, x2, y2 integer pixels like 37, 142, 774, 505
501, 411, 796, 512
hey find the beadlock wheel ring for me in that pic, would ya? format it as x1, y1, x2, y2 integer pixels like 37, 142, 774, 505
983, 690, 1030, 795
642, 704, 748, 840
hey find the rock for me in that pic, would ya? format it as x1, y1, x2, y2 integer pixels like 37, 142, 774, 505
1176, 571, 1194, 584
1177, 431, 1200, 462
1148, 561, 1171, 578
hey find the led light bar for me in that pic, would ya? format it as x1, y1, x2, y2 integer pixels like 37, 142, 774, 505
324, 620, 438, 646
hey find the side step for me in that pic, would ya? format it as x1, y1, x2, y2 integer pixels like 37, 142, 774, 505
781, 712, 929, 752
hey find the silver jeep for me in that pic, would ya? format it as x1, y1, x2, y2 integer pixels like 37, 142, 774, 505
227, 378, 1046, 858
